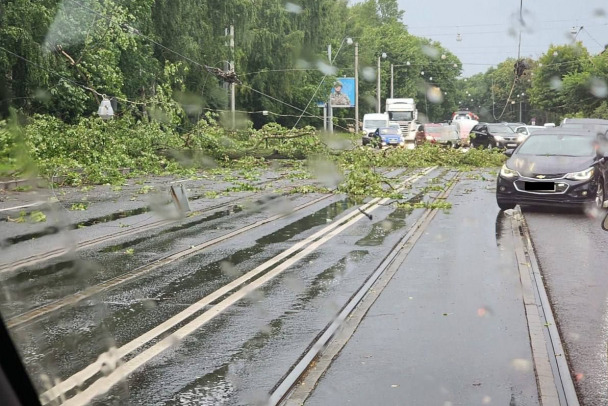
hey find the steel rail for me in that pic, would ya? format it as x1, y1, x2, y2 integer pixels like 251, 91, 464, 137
39, 167, 437, 405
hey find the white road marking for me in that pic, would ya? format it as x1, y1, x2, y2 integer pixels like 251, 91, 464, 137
0, 202, 45, 213
40, 167, 436, 405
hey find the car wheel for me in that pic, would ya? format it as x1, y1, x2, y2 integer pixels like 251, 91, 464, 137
595, 177, 605, 209
497, 199, 516, 210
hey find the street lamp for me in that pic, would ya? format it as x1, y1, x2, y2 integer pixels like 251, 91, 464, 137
570, 26, 583, 43
377, 52, 387, 113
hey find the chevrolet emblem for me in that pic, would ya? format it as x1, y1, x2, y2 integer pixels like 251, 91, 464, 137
536, 175, 546, 179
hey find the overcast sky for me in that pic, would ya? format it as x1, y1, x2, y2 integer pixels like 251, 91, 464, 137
395, 0, 608, 77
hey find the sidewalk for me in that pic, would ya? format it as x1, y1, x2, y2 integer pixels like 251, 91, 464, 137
300, 176, 544, 405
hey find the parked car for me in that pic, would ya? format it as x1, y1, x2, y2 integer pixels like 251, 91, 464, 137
415, 123, 460, 148
561, 118, 608, 137
469, 123, 519, 149
512, 125, 546, 143
370, 126, 405, 148
496, 128, 608, 210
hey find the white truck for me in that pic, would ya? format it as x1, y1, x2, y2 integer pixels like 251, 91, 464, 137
385, 98, 418, 147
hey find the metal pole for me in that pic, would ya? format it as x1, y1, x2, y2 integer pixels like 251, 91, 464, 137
230, 25, 235, 129
323, 103, 327, 131
377, 55, 381, 113
355, 42, 359, 133
519, 100, 522, 123
390, 64, 394, 99
328, 99, 333, 133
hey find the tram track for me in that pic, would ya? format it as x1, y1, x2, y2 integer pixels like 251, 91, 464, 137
0, 174, 325, 274
37, 167, 438, 406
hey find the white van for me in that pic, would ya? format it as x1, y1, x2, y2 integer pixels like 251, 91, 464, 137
362, 113, 389, 145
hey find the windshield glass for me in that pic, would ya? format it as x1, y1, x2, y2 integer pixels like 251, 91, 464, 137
388, 112, 414, 121
380, 128, 399, 134
2, 1, 608, 405
426, 126, 455, 135
364, 120, 388, 129
488, 125, 515, 134
517, 135, 596, 156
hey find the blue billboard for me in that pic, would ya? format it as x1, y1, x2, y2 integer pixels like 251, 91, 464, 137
329, 78, 355, 108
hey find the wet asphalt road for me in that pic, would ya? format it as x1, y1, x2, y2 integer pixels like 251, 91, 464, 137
306, 173, 540, 406
1, 167, 607, 405
2, 167, 451, 404
523, 207, 608, 406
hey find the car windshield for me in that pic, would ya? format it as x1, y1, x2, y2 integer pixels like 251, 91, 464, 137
365, 120, 388, 129
488, 124, 515, 134
379, 128, 399, 134
2, 1, 608, 406
426, 126, 455, 135
388, 111, 414, 121
517, 135, 596, 157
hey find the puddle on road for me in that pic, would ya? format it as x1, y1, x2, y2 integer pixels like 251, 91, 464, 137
1, 206, 151, 248
100, 206, 243, 253
355, 207, 411, 247
354, 191, 431, 247
2, 193, 279, 248
150, 199, 355, 304
1, 225, 62, 247
157, 250, 368, 406
495, 210, 508, 247
1, 199, 355, 325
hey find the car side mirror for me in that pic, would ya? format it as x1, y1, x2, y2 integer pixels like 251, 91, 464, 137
603, 212, 608, 231
504, 149, 515, 157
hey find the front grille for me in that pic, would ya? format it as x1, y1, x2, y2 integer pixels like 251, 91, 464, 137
524, 173, 566, 180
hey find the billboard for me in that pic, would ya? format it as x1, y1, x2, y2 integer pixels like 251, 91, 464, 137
329, 78, 355, 108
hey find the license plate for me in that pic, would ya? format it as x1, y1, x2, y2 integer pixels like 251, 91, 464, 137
507, 143, 517, 148
525, 182, 555, 191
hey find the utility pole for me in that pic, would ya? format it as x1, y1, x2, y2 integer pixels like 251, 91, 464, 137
390, 63, 394, 99
328, 98, 333, 133
229, 25, 235, 130
377, 55, 381, 113
355, 42, 359, 133
519, 99, 522, 123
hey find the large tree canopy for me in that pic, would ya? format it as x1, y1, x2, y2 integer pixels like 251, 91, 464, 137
0, 0, 462, 128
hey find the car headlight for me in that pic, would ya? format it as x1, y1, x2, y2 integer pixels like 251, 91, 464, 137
500, 164, 519, 178
517, 134, 527, 143
565, 167, 594, 181
493, 135, 504, 141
